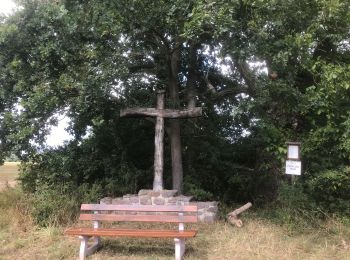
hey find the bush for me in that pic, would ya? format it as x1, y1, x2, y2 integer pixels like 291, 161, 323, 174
308, 167, 350, 214
263, 181, 321, 231
31, 183, 103, 227
183, 179, 214, 201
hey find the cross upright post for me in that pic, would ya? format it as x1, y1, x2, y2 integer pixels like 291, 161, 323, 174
153, 90, 165, 190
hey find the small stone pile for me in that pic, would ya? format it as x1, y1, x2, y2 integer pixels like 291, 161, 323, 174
100, 189, 218, 223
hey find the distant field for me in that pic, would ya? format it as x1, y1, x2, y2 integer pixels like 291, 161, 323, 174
0, 162, 19, 189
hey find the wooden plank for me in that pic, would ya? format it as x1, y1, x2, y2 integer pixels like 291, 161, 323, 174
80, 204, 198, 212
65, 227, 197, 238
79, 214, 198, 223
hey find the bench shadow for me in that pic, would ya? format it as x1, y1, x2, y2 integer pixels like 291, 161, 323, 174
99, 238, 198, 258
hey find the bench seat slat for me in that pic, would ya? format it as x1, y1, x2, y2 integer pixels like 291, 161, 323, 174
81, 204, 197, 212
79, 213, 198, 223
65, 227, 197, 238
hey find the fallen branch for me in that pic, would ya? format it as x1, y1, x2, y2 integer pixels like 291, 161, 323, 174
227, 202, 252, 227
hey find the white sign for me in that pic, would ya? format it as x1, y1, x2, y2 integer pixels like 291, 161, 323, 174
285, 160, 302, 175
287, 145, 299, 159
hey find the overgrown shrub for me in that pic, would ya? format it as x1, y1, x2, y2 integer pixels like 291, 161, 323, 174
258, 181, 322, 232
30, 183, 103, 227
183, 177, 214, 201
307, 167, 350, 214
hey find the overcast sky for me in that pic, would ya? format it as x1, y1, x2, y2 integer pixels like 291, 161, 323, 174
0, 0, 16, 15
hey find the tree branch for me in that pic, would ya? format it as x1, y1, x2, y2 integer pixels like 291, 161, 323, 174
203, 71, 250, 100
235, 61, 256, 96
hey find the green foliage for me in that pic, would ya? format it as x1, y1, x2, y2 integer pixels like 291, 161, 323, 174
30, 183, 102, 227
183, 177, 214, 201
262, 182, 322, 232
308, 168, 350, 214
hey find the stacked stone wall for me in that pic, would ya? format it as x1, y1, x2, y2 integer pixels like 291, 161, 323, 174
100, 189, 218, 223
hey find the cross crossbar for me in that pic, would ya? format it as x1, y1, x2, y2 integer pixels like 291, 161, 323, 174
120, 107, 202, 118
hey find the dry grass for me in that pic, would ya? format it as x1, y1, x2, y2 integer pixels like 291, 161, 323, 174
0, 162, 19, 191
0, 187, 350, 260
1, 218, 350, 260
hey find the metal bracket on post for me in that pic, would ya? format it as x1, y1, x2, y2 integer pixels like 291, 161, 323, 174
93, 210, 101, 246
175, 201, 185, 259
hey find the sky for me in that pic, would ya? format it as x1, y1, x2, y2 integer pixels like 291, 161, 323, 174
1, 0, 73, 147
0, 0, 16, 15
45, 113, 73, 147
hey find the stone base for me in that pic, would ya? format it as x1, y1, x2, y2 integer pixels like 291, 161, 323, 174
100, 189, 218, 223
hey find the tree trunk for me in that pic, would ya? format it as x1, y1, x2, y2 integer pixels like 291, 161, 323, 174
168, 39, 183, 194
186, 42, 198, 109
169, 119, 183, 193
185, 42, 199, 182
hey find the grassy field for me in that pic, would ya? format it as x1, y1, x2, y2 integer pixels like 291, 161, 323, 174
0, 187, 350, 260
0, 162, 19, 190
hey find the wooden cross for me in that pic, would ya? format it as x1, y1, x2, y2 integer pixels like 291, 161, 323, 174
120, 90, 202, 191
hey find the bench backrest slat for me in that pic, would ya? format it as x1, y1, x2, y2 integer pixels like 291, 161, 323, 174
79, 213, 198, 223
79, 204, 198, 224
81, 204, 197, 212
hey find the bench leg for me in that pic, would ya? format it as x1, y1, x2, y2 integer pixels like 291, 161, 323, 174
79, 236, 89, 260
174, 238, 185, 260
78, 236, 101, 260
86, 237, 101, 256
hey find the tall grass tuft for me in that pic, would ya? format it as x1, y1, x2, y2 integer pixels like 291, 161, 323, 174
0, 187, 32, 232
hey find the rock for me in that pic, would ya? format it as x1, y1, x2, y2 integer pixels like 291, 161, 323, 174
138, 189, 153, 196
204, 212, 216, 223
112, 198, 130, 205
149, 191, 161, 197
123, 194, 132, 199
129, 196, 140, 204
160, 190, 178, 198
165, 197, 178, 205
153, 197, 165, 205
100, 197, 112, 204
140, 196, 152, 205
175, 195, 192, 203
197, 209, 205, 215
198, 214, 205, 222
207, 205, 218, 213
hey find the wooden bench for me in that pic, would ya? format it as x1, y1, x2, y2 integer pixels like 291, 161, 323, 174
64, 204, 198, 260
